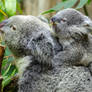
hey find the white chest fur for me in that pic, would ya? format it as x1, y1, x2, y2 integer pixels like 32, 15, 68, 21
16, 56, 32, 77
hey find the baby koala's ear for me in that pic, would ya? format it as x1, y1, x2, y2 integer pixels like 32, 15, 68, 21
72, 32, 88, 42
82, 20, 91, 27
70, 26, 88, 42
81, 20, 92, 34
82, 19, 92, 28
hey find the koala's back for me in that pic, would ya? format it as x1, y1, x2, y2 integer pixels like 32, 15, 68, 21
18, 62, 92, 92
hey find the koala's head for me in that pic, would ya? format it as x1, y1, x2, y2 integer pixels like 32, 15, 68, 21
51, 8, 92, 38
0, 15, 48, 57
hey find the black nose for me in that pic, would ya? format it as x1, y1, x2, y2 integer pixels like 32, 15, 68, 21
51, 17, 57, 23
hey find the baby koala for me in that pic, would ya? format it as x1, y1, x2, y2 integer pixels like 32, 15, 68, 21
51, 8, 92, 67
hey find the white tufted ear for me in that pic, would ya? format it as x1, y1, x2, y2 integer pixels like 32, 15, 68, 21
80, 18, 92, 34
82, 19, 92, 27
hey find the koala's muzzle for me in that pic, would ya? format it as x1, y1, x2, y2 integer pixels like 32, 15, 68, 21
51, 17, 61, 26
51, 17, 57, 23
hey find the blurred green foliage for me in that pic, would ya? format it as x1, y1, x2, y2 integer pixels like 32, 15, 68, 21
42, 0, 92, 15
0, 0, 22, 21
0, 0, 92, 91
0, 0, 19, 91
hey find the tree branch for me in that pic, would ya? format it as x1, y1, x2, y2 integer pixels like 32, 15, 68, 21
72, 0, 80, 8
83, 5, 89, 16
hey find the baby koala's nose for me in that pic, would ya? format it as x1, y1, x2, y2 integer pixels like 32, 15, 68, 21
51, 17, 57, 23
51, 17, 61, 24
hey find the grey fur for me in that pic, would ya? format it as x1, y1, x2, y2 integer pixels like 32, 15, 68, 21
18, 63, 92, 92
0, 10, 92, 92
0, 15, 62, 67
0, 15, 63, 92
51, 8, 92, 67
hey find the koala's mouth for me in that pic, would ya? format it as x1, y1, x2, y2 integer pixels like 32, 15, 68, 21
0, 23, 5, 28
0, 27, 4, 34
51, 23, 60, 34
0, 23, 5, 33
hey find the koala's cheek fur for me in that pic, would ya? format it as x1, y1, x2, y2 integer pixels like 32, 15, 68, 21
4, 32, 24, 57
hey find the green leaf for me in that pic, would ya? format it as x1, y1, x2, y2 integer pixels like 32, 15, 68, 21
4, 47, 12, 56
87, 0, 92, 4
6, 65, 17, 76
8, 56, 14, 62
2, 69, 17, 87
2, 76, 11, 88
16, 2, 23, 14
5, 0, 16, 16
0, 1, 5, 9
42, 10, 55, 15
0, 9, 7, 16
0, 13, 4, 22
2, 0, 5, 7
51, 2, 65, 11
3, 63, 11, 76
76, 0, 88, 9
52, 0, 77, 11
63, 0, 77, 9
2, 67, 17, 87
62, 0, 68, 1
42, 0, 77, 14
2, 59, 9, 68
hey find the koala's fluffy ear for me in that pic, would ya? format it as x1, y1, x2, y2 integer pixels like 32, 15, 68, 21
82, 20, 92, 34
82, 20, 92, 27
72, 32, 88, 42
86, 27, 92, 34
70, 26, 88, 42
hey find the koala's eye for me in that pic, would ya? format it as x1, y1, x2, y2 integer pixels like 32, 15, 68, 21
61, 18, 67, 22
10, 25, 16, 30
